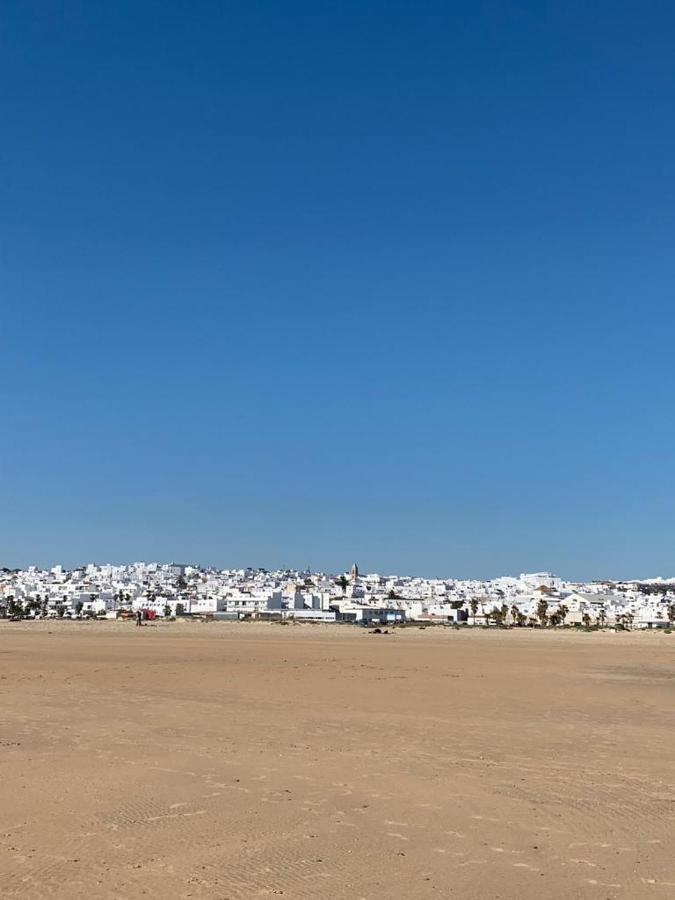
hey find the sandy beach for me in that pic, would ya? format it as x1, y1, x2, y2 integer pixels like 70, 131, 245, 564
0, 621, 674, 899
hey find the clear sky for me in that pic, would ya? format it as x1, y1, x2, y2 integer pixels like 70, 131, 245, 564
2, 1, 675, 579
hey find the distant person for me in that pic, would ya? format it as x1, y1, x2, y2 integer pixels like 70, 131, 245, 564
136, 610, 142, 627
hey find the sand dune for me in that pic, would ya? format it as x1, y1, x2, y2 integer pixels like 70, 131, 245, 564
1, 621, 674, 898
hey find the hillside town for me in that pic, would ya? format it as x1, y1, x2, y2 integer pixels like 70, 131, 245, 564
2, 562, 675, 629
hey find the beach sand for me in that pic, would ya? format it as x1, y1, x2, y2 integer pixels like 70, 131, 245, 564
0, 621, 674, 898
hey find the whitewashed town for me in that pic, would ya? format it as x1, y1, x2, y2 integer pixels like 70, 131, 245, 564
2, 562, 675, 629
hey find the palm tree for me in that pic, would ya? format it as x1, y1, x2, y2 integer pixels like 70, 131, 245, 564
582, 612, 592, 628
558, 604, 569, 625
8, 597, 24, 618
598, 607, 607, 629
510, 604, 520, 625
490, 606, 505, 627
469, 598, 479, 625
536, 598, 549, 627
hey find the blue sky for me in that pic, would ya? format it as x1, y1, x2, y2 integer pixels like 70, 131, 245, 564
2, 1, 675, 579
